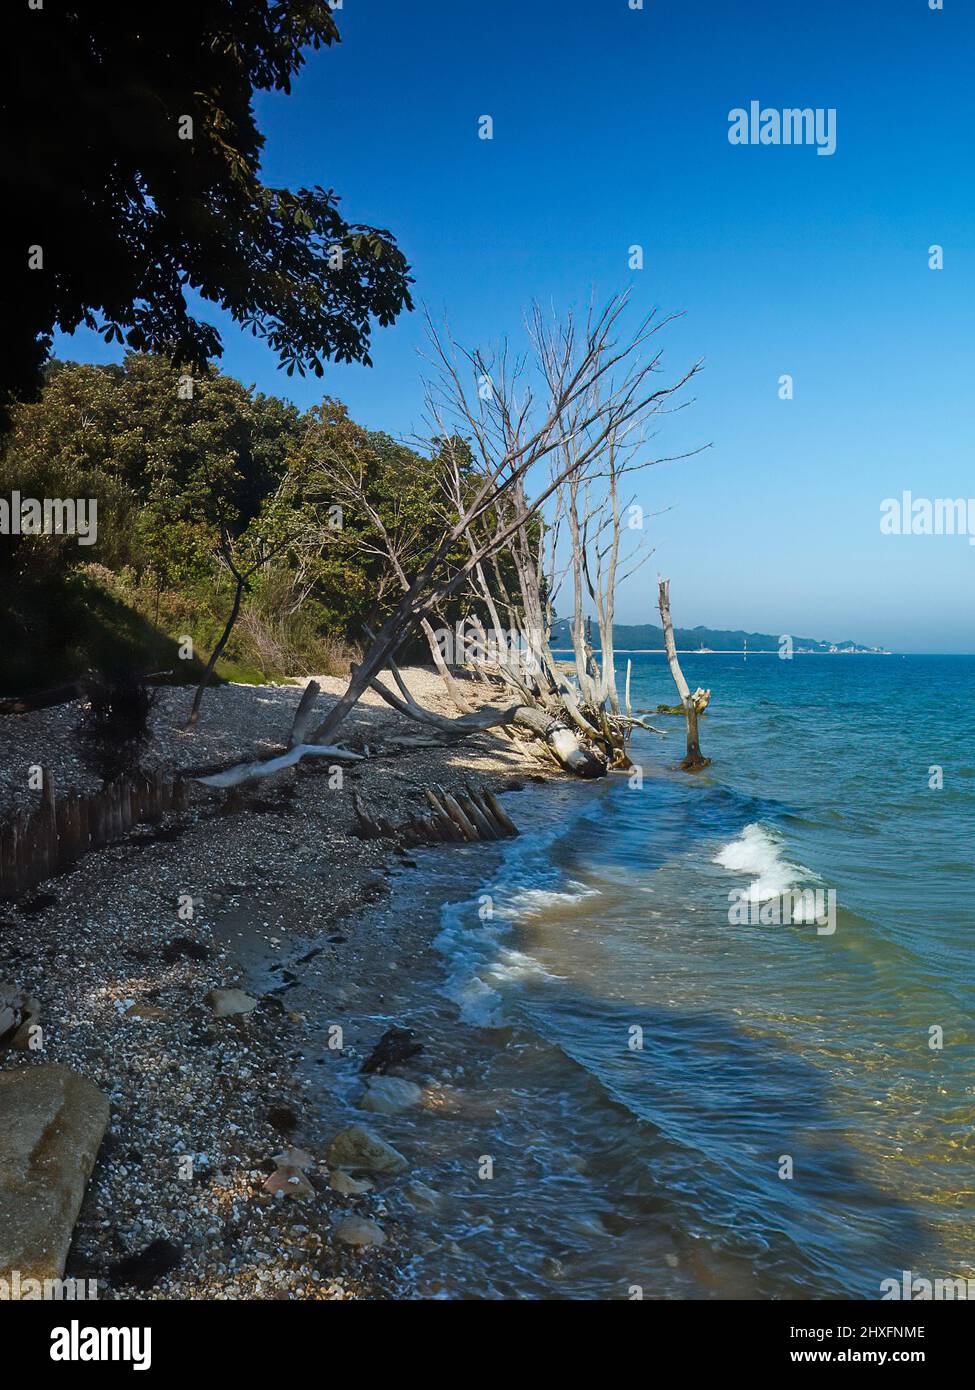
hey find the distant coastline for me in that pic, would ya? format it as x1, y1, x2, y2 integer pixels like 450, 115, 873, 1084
551, 619, 889, 656
551, 647, 894, 656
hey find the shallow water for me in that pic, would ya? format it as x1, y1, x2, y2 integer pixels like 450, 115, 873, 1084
389, 654, 975, 1299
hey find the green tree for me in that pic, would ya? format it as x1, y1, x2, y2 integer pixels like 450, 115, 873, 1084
0, 354, 303, 584
2, 1, 412, 422
276, 400, 485, 642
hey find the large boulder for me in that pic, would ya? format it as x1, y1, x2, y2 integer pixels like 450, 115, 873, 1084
0, 1064, 109, 1282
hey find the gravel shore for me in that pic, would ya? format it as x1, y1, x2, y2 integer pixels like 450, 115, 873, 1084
0, 670, 559, 1299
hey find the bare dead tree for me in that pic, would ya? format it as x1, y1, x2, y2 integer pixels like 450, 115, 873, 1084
657, 576, 710, 772
301, 293, 699, 777
440, 306, 703, 765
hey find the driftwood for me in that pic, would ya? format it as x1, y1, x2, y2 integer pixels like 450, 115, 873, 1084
365, 653, 606, 778
656, 687, 711, 716
191, 684, 363, 789
0, 680, 84, 716
657, 578, 710, 772
353, 781, 518, 847
191, 742, 363, 790
288, 681, 321, 747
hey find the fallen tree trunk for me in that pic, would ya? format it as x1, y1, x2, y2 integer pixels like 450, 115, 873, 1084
366, 669, 607, 778
191, 743, 364, 790
657, 578, 710, 772
508, 704, 606, 777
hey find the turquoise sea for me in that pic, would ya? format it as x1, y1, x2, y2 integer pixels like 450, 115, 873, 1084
391, 653, 975, 1299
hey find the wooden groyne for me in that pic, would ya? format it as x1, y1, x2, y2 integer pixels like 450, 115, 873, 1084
0, 770, 188, 900
351, 781, 518, 847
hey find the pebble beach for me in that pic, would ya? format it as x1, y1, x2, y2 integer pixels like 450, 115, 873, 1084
0, 670, 556, 1299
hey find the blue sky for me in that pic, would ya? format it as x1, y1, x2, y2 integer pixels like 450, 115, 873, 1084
55, 0, 975, 651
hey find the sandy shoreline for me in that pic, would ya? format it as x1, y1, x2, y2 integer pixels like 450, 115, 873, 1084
0, 670, 564, 1299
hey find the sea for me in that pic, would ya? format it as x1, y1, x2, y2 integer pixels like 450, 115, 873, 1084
357, 654, 975, 1300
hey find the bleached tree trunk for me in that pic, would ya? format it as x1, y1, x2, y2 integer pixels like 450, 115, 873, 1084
657, 577, 710, 772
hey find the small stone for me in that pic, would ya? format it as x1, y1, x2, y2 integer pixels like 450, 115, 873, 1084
329, 1171, 373, 1197
263, 1167, 314, 1200
124, 1003, 170, 1021
325, 1126, 407, 1175
161, 937, 212, 963
0, 986, 41, 1051
267, 1105, 299, 1135
360, 1026, 422, 1075
205, 988, 258, 1018
359, 1075, 423, 1116
272, 1146, 315, 1172
109, 1238, 182, 1290
401, 1181, 440, 1211
334, 1216, 385, 1249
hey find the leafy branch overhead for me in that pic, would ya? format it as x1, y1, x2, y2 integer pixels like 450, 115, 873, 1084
2, 1, 414, 416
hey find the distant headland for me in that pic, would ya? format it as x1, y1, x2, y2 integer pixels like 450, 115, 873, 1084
551, 620, 889, 655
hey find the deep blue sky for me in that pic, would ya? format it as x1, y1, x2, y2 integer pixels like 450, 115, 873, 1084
56, 0, 975, 651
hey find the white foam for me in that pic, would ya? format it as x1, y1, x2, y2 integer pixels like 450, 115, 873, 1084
452, 978, 504, 1028
505, 880, 601, 918
714, 822, 804, 902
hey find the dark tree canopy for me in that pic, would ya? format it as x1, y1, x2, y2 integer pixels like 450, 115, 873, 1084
2, 1, 413, 420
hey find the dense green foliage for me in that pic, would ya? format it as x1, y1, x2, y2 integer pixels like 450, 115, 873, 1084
2, 1, 412, 423
0, 355, 482, 693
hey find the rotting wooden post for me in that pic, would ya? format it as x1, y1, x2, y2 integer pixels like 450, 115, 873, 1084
41, 767, 56, 872
435, 786, 479, 842
423, 789, 461, 842
75, 793, 87, 860
144, 773, 160, 822
455, 789, 498, 841
481, 787, 519, 839
0, 824, 11, 897
18, 811, 34, 893
464, 782, 505, 837
12, 813, 25, 896
78, 795, 90, 857
350, 788, 381, 839
657, 577, 710, 773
